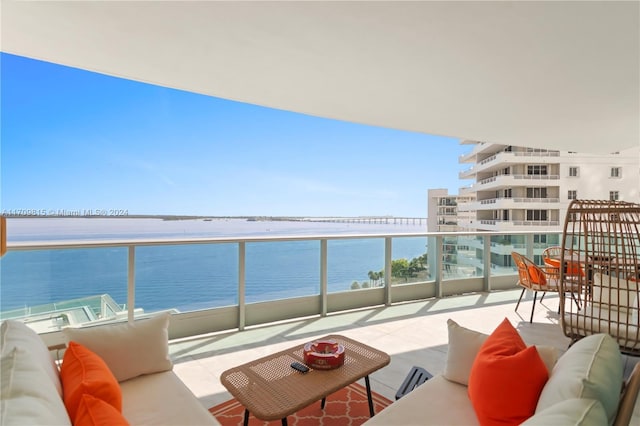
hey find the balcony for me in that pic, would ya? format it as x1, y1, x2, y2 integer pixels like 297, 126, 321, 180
478, 220, 560, 231
475, 174, 560, 191
3, 230, 638, 417
463, 197, 561, 211
170, 290, 580, 408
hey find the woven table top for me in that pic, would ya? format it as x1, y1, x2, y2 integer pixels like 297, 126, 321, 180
219, 334, 390, 421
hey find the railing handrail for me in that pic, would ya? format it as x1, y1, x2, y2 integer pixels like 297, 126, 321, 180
5, 230, 559, 251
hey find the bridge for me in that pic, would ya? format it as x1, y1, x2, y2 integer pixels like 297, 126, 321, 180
299, 216, 426, 225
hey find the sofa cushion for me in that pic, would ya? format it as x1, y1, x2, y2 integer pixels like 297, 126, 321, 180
444, 319, 558, 386
535, 333, 623, 424
75, 394, 130, 426
468, 318, 548, 425
0, 319, 63, 397
523, 398, 608, 426
62, 312, 172, 382
120, 370, 221, 425
60, 341, 122, 422
362, 375, 479, 425
0, 347, 72, 426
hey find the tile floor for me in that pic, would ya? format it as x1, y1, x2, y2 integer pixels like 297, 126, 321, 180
168, 288, 639, 418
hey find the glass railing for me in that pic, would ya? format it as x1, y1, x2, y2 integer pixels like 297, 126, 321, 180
0, 231, 562, 338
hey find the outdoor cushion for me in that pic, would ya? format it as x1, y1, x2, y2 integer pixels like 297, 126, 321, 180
62, 312, 172, 382
75, 394, 130, 426
535, 333, 623, 424
60, 341, 122, 422
468, 318, 548, 425
444, 319, 557, 386
0, 347, 72, 426
0, 320, 63, 397
523, 398, 608, 426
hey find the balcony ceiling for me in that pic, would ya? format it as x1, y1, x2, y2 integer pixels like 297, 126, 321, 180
2, 1, 638, 154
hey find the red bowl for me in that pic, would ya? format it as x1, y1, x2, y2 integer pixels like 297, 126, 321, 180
303, 340, 345, 370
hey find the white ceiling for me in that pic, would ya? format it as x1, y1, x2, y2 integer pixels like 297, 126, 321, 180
2, 1, 639, 153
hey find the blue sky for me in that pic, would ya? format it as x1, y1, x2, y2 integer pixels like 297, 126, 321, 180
1, 53, 466, 217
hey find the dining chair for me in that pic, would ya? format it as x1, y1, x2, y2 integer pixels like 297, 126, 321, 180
512, 252, 580, 323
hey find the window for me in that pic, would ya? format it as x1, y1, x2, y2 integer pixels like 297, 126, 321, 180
610, 191, 619, 201
611, 167, 621, 178
569, 167, 579, 177
534, 234, 547, 244
526, 210, 548, 221
568, 190, 577, 200
526, 187, 547, 198
527, 165, 548, 175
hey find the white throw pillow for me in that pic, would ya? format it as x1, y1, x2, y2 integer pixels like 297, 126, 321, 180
0, 347, 72, 426
443, 319, 488, 385
535, 333, 623, 424
523, 398, 608, 426
592, 272, 639, 313
443, 319, 558, 386
0, 320, 63, 397
62, 312, 172, 382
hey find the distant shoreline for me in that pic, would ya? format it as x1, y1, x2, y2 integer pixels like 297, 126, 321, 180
3, 214, 427, 222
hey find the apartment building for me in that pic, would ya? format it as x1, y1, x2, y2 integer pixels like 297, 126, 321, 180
428, 141, 639, 270
426, 188, 475, 232
456, 141, 640, 232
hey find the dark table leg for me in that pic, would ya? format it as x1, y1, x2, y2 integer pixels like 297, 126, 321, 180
321, 397, 326, 409
282, 418, 288, 426
243, 409, 249, 426
365, 375, 375, 417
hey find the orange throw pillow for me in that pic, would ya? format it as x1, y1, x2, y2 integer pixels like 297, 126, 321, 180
60, 341, 122, 422
468, 318, 548, 425
75, 394, 130, 426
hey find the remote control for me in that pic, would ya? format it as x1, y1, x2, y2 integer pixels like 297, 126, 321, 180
291, 361, 309, 373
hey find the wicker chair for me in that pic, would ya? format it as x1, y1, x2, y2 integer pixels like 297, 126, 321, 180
542, 246, 585, 303
512, 251, 579, 323
559, 200, 640, 355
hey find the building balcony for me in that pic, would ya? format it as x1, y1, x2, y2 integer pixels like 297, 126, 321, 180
477, 220, 560, 231
463, 197, 561, 211
460, 151, 561, 178
475, 174, 560, 191
458, 142, 506, 164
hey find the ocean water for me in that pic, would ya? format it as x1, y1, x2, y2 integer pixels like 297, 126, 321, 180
0, 218, 429, 313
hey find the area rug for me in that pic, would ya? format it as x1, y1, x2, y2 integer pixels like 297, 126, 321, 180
209, 382, 392, 426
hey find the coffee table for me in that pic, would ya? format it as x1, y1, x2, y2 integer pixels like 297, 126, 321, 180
220, 334, 391, 425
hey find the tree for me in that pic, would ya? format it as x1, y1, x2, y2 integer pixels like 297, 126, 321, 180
391, 258, 411, 281
351, 281, 360, 290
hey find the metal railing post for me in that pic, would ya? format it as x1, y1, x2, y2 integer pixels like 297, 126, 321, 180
320, 239, 328, 316
238, 242, 246, 331
127, 245, 135, 324
435, 236, 443, 298
483, 235, 491, 292
384, 237, 392, 305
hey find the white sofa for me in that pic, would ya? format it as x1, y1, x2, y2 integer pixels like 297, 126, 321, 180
365, 319, 640, 426
0, 313, 219, 425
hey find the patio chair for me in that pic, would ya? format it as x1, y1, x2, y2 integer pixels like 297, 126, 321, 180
512, 252, 579, 323
559, 200, 640, 355
542, 246, 585, 303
